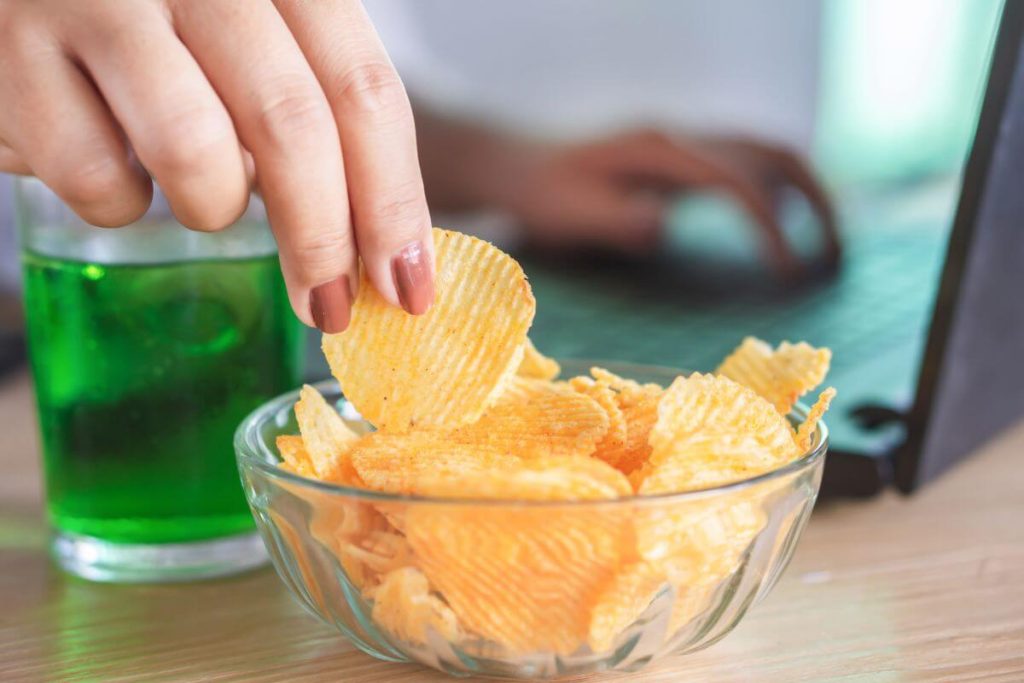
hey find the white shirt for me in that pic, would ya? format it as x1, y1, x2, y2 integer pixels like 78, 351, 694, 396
366, 0, 822, 148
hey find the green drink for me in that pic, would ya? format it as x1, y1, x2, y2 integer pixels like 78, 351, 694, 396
17, 179, 302, 582
22, 252, 302, 544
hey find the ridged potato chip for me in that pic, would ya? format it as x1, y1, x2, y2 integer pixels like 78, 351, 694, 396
587, 554, 701, 653
407, 505, 627, 654
307, 497, 389, 552
495, 376, 564, 404
633, 496, 766, 572
587, 560, 666, 653
294, 385, 360, 483
517, 338, 561, 381
276, 435, 315, 477
406, 455, 630, 653
636, 434, 778, 492
448, 386, 610, 460
796, 387, 837, 451
368, 566, 461, 645
716, 337, 831, 415
289, 490, 390, 591
323, 229, 535, 432
590, 367, 663, 474
569, 377, 628, 467
339, 530, 415, 591
591, 367, 662, 400
650, 373, 799, 466
615, 389, 662, 475
349, 431, 523, 495
415, 455, 632, 501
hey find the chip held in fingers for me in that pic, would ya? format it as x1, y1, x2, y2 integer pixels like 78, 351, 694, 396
323, 228, 536, 432
274, 226, 836, 658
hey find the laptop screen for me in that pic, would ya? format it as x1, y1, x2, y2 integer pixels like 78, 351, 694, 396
900, 1, 1024, 490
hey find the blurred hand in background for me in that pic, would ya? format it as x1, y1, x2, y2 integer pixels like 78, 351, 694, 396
416, 110, 839, 275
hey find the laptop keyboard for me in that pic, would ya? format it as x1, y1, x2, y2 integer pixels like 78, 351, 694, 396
525, 184, 955, 381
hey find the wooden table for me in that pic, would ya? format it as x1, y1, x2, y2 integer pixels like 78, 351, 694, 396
1, 368, 1022, 683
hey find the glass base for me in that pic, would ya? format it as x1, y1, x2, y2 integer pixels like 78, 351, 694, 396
51, 530, 268, 583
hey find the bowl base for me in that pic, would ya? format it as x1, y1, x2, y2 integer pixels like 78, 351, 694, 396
51, 530, 267, 583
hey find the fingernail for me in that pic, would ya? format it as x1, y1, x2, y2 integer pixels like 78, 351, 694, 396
391, 241, 434, 315
309, 275, 353, 334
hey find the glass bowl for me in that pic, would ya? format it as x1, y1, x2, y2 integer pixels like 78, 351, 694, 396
235, 361, 827, 679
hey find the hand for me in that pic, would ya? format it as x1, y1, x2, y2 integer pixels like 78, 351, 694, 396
0, 0, 435, 332
491, 129, 840, 273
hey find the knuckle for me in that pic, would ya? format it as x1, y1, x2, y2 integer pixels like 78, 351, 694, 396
147, 107, 236, 176
57, 156, 129, 210
291, 230, 355, 284
256, 83, 334, 147
360, 186, 429, 242
334, 61, 410, 116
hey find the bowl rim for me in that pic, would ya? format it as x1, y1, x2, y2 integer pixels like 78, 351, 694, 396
234, 359, 829, 507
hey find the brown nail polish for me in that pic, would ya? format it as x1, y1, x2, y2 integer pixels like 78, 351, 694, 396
391, 241, 434, 315
309, 275, 353, 334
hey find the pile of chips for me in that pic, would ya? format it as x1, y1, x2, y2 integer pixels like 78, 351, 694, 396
277, 228, 835, 655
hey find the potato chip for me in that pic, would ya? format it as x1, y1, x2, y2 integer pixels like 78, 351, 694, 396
587, 555, 700, 652
339, 530, 415, 587
589, 367, 663, 474
406, 455, 630, 653
323, 228, 535, 432
495, 375, 563, 404
636, 434, 778, 492
614, 388, 662, 475
415, 455, 633, 501
448, 386, 610, 460
294, 385, 360, 483
569, 377, 628, 467
302, 495, 390, 590
407, 504, 627, 654
649, 373, 799, 467
587, 560, 666, 653
275, 435, 316, 477
308, 498, 389, 549
633, 496, 766, 574
591, 367, 662, 401
517, 338, 561, 381
375, 503, 408, 535
368, 566, 461, 645
795, 387, 837, 451
716, 337, 831, 416
349, 431, 523, 495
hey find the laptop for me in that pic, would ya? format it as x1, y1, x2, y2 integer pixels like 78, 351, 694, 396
513, 1, 1024, 497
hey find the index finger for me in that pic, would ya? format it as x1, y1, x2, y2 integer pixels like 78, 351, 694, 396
172, 1, 357, 332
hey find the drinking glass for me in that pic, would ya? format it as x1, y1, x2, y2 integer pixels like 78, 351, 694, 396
16, 179, 303, 582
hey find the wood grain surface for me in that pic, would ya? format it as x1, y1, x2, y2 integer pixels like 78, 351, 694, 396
1, 368, 1022, 682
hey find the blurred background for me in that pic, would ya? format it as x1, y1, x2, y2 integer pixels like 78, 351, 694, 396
0, 0, 1005, 385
